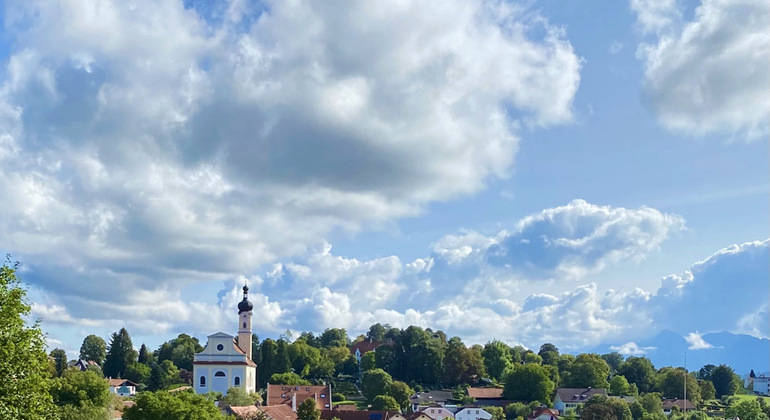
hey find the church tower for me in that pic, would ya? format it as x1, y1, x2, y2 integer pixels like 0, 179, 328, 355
237, 284, 254, 360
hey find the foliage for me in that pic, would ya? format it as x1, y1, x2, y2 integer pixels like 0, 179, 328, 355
484, 406, 505, 420
154, 333, 203, 372
289, 339, 323, 377
57, 403, 110, 420
320, 328, 349, 348
269, 372, 311, 385
610, 375, 632, 396
562, 353, 610, 389
103, 327, 138, 379
371, 395, 401, 411
367, 323, 388, 341
524, 352, 543, 365
709, 364, 739, 398
332, 393, 346, 402
297, 397, 321, 420
444, 336, 486, 385
580, 395, 632, 420
50, 348, 68, 377
222, 386, 261, 406
124, 362, 152, 385
387, 380, 413, 411
123, 389, 223, 420
361, 351, 377, 372
503, 363, 554, 404
276, 339, 292, 376
259, 338, 279, 387
138, 343, 154, 365
657, 367, 700, 402
639, 393, 662, 414
0, 258, 56, 420
80, 335, 107, 365
602, 353, 625, 373
698, 380, 715, 401
362, 368, 393, 402
505, 402, 530, 420
483, 340, 513, 381
51, 368, 111, 408
618, 357, 657, 394
726, 399, 770, 420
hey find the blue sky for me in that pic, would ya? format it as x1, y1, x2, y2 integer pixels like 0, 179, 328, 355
0, 0, 767, 363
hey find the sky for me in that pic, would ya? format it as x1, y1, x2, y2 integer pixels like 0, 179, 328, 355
0, 0, 767, 363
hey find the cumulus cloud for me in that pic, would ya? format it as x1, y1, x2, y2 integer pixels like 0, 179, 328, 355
685, 331, 714, 350
0, 0, 581, 319
632, 0, 770, 139
611, 342, 657, 355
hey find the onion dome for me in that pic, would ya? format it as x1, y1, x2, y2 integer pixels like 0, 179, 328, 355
238, 284, 253, 313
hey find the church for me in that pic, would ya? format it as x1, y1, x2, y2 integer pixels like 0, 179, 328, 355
193, 284, 258, 395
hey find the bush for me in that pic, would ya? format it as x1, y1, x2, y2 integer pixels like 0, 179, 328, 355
332, 393, 346, 402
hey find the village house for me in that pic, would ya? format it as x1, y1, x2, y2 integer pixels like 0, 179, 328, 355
466, 387, 509, 407
662, 399, 695, 416
108, 378, 138, 397
410, 391, 454, 412
321, 410, 406, 420
455, 406, 492, 420
266, 384, 333, 411
528, 407, 559, 420
553, 388, 607, 415
421, 404, 455, 420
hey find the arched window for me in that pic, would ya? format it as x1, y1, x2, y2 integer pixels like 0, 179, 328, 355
234, 376, 241, 386
214, 371, 226, 377
200, 376, 206, 387
243, 322, 246, 328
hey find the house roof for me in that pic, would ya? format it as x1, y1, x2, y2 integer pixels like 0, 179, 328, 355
108, 378, 139, 387
350, 340, 389, 355
321, 410, 400, 420
266, 384, 332, 411
261, 404, 300, 420
406, 413, 434, 420
554, 388, 607, 403
662, 399, 695, 410
229, 406, 260, 418
410, 391, 454, 404
467, 388, 504, 399
528, 407, 559, 420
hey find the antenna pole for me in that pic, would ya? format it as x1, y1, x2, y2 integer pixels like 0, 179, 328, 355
684, 351, 687, 412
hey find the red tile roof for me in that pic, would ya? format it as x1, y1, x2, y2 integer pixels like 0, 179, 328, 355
467, 387, 504, 399
528, 407, 559, 420
321, 410, 401, 420
261, 405, 300, 420
351, 340, 391, 355
267, 384, 332, 411
662, 399, 695, 411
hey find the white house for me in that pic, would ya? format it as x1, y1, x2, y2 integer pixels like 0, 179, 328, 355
553, 388, 607, 415
193, 285, 257, 395
421, 404, 455, 420
108, 379, 138, 397
455, 407, 491, 420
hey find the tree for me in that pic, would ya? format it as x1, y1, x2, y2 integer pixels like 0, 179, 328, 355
297, 397, 321, 420
387, 381, 413, 411
259, 339, 279, 387
361, 351, 377, 373
147, 363, 167, 391
639, 393, 662, 414
367, 323, 388, 341
563, 353, 610, 389
581, 395, 632, 420
538, 343, 560, 366
505, 402, 530, 420
696, 364, 716, 381
602, 353, 625, 373
50, 348, 68, 377
51, 368, 111, 408
124, 363, 151, 385
444, 336, 478, 386
221, 386, 260, 406
484, 406, 505, 420
372, 395, 401, 411
503, 363, 555, 404
289, 339, 322, 377
362, 368, 393, 402
483, 340, 513, 381
618, 357, 657, 394
0, 258, 56, 420
122, 389, 222, 420
155, 334, 203, 372
103, 328, 138, 379
698, 380, 715, 401
269, 372, 311, 385
275, 339, 292, 375
138, 343, 153, 365
657, 367, 701, 403
525, 352, 544, 365
320, 328, 349, 348
709, 364, 739, 398
79, 335, 107, 365
726, 399, 770, 420
610, 375, 632, 396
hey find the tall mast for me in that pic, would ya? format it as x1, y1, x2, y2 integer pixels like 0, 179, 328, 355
684, 351, 687, 411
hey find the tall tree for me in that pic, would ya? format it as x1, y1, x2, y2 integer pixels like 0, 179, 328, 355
367, 323, 388, 341
50, 348, 68, 377
609, 375, 632, 396
51, 369, 111, 409
0, 258, 56, 420
503, 363, 555, 404
618, 356, 657, 393
581, 395, 632, 420
124, 363, 152, 385
483, 340, 513, 381
275, 339, 292, 375
726, 399, 770, 420
709, 364, 739, 398
657, 367, 701, 402
562, 353, 610, 389
387, 381, 413, 411
138, 343, 153, 365
538, 343, 560, 366
601, 352, 625, 373
103, 328, 138, 379
259, 338, 279, 387
699, 380, 716, 400
443, 336, 470, 386
320, 328, 349, 348
362, 368, 393, 402
155, 334, 203, 371
297, 398, 321, 420
79, 335, 107, 365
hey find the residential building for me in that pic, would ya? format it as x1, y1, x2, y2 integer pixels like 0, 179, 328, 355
528, 407, 559, 420
421, 404, 455, 420
410, 391, 454, 412
321, 410, 405, 420
193, 285, 258, 395
455, 406, 492, 420
466, 387, 510, 407
553, 388, 607, 415
350, 339, 391, 364
662, 399, 695, 416
266, 384, 333, 411
108, 379, 138, 397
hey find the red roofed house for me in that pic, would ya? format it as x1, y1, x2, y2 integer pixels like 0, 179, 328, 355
466, 388, 509, 407
553, 388, 607, 415
350, 339, 391, 365
320, 410, 406, 420
266, 384, 333, 411
528, 407, 559, 420
662, 399, 695, 416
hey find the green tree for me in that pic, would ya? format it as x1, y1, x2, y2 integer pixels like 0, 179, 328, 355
374, 343, 397, 375
320, 328, 349, 348
602, 353, 625, 373
538, 343, 560, 366
297, 397, 321, 420
0, 259, 56, 420
50, 348, 68, 377
563, 353, 610, 389
221, 386, 261, 406
147, 363, 167, 391
696, 365, 716, 380
698, 380, 715, 401
122, 389, 222, 420
276, 339, 292, 375
525, 352, 544, 365
639, 393, 662, 414
387, 380, 413, 411
610, 375, 632, 396
444, 336, 475, 386
484, 406, 505, 420
726, 399, 769, 420
138, 343, 153, 365
289, 339, 322, 377
657, 367, 701, 403
361, 351, 377, 372
259, 338, 279, 387
103, 328, 138, 379
269, 372, 312, 385
503, 363, 555, 404
372, 395, 401, 411
581, 395, 632, 420
362, 368, 394, 402
155, 334, 203, 372
618, 357, 657, 394
629, 401, 645, 420
79, 335, 107, 365
710, 365, 739, 398
483, 340, 513, 381
57, 403, 110, 420
51, 368, 111, 408
160, 359, 181, 385
124, 363, 151, 385
367, 323, 388, 341
505, 402, 529, 420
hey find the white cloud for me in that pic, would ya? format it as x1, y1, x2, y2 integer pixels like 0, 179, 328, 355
611, 341, 657, 355
685, 331, 714, 350
633, 0, 770, 139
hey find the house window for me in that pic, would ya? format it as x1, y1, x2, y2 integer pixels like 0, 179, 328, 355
282, 394, 286, 398
217, 344, 224, 351
234, 377, 241, 386
321, 394, 326, 398
214, 371, 226, 377
295, 387, 300, 391
200, 376, 206, 387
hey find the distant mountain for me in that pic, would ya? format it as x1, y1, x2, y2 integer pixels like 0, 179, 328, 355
594, 330, 769, 375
